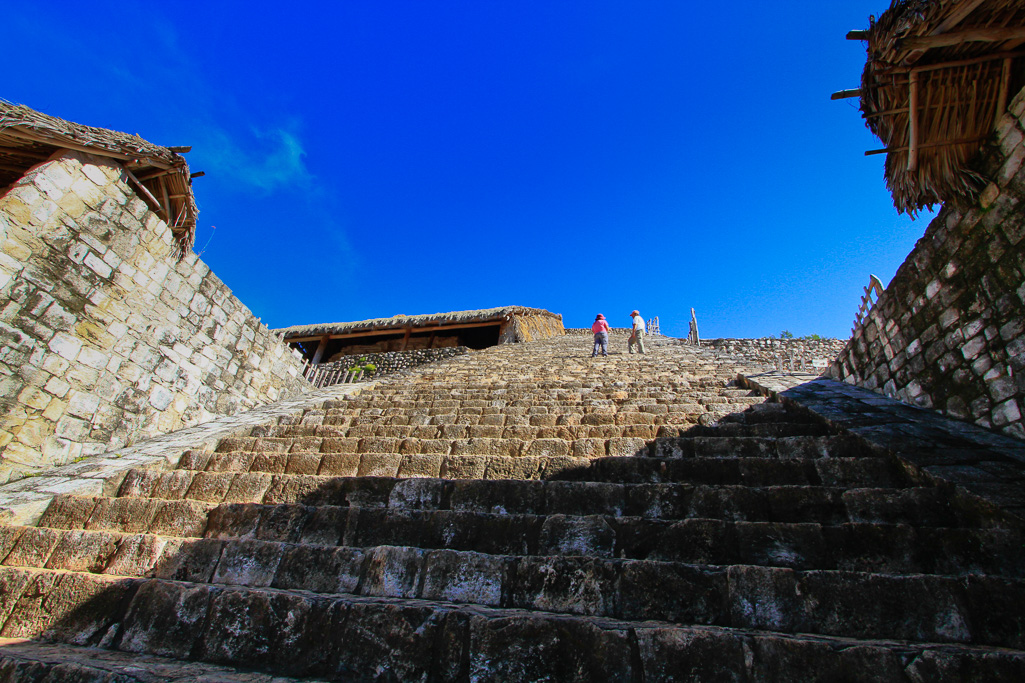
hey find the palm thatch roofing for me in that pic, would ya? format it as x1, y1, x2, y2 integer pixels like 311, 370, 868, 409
276, 306, 561, 341
849, 0, 1025, 215
0, 101, 198, 256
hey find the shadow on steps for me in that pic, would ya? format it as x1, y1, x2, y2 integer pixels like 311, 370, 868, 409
2, 402, 1025, 681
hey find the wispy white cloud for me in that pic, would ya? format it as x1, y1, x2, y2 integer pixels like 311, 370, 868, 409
193, 123, 313, 193
16, 6, 315, 195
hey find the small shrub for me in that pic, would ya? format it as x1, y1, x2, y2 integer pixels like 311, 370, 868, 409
779, 330, 794, 339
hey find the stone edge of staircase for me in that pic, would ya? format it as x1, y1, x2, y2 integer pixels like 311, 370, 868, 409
0, 382, 378, 526
740, 370, 1025, 527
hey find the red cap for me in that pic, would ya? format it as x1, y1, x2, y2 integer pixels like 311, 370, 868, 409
630, 310, 639, 316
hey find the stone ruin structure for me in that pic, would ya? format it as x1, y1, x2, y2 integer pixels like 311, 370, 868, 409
829, 0, 1025, 440
278, 307, 564, 383
0, 1, 1025, 679
0, 103, 310, 484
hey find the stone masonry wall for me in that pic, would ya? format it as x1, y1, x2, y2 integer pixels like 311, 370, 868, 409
829, 86, 1025, 440
705, 338, 847, 372
0, 150, 310, 483
316, 346, 470, 378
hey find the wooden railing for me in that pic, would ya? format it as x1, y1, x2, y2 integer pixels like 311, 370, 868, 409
646, 316, 661, 336
852, 274, 885, 336
301, 359, 368, 388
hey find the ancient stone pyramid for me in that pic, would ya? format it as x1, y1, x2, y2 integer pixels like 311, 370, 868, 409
0, 334, 1023, 681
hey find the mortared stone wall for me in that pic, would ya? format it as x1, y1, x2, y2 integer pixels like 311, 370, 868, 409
0, 150, 310, 483
830, 86, 1025, 440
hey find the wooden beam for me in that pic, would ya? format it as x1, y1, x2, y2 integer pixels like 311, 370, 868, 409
310, 335, 330, 364
933, 0, 987, 36
122, 166, 166, 218
831, 89, 862, 101
158, 176, 174, 223
996, 57, 1012, 127
283, 319, 504, 344
907, 71, 919, 172
400, 327, 411, 351
0, 163, 29, 174
906, 49, 1025, 75
846, 30, 869, 41
902, 27, 1025, 51
190, 171, 206, 179
136, 168, 179, 182
0, 145, 49, 160
864, 135, 989, 156
902, 0, 986, 64
1, 126, 173, 170
167, 146, 192, 153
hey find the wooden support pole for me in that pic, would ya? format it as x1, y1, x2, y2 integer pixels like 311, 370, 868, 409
123, 166, 167, 218
907, 71, 920, 172
158, 176, 174, 226
311, 335, 330, 364
400, 327, 411, 352
996, 57, 1012, 127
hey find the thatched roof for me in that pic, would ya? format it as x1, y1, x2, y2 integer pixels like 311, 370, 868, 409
276, 306, 561, 340
0, 101, 198, 256
853, 0, 1025, 215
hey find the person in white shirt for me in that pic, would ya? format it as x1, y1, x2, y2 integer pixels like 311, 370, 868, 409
629, 310, 646, 354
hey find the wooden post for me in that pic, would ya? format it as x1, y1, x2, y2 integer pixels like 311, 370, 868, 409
996, 57, 1012, 127
907, 71, 920, 172
400, 327, 411, 351
311, 335, 330, 365
688, 309, 700, 346
158, 176, 174, 227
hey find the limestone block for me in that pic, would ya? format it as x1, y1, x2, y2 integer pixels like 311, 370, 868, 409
17, 386, 51, 411
65, 392, 101, 420
47, 332, 82, 362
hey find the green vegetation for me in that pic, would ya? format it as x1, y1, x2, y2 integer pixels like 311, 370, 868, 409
349, 357, 377, 376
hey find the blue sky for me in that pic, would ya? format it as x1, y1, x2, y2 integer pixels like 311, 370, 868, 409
5, 2, 933, 339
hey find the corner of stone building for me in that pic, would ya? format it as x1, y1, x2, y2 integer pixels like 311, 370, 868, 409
833, 85, 1025, 441
0, 149, 311, 484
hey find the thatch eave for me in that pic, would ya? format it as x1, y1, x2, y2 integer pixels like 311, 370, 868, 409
855, 0, 1025, 215
0, 101, 198, 257
275, 306, 562, 340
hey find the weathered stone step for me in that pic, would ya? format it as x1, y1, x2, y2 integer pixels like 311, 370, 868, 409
209, 434, 858, 461
0, 639, 329, 683
320, 397, 756, 411
91, 470, 965, 524
554, 455, 906, 487
261, 419, 831, 440
1, 568, 1024, 669
9, 515, 1024, 578
186, 451, 903, 487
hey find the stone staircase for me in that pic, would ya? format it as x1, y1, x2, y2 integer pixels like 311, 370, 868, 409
0, 335, 1023, 681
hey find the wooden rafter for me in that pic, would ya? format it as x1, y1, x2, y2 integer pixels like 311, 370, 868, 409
902, 27, 1025, 52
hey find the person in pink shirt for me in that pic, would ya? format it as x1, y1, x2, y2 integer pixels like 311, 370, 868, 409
591, 314, 611, 357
